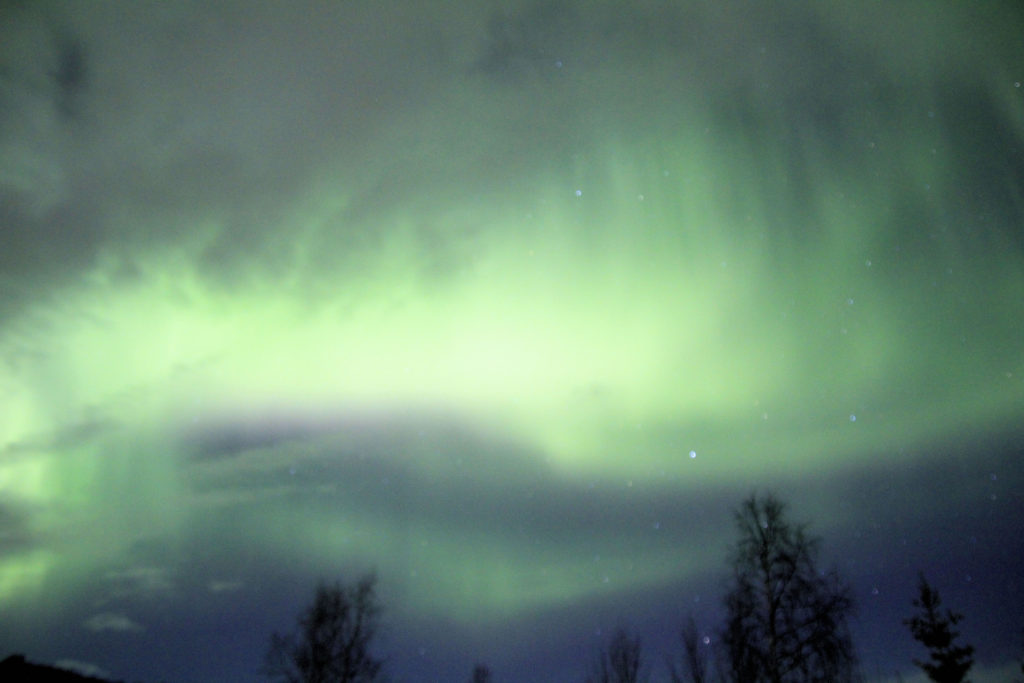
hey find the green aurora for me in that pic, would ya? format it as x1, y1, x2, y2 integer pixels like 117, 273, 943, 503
1, 1, 1022, 680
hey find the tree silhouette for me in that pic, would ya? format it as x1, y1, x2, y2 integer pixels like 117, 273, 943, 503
721, 493, 857, 683
470, 663, 492, 683
587, 626, 645, 683
669, 616, 711, 683
264, 573, 383, 683
903, 573, 974, 683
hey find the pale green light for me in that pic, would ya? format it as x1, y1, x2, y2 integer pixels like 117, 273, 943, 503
0, 550, 52, 606
247, 495, 715, 622
4, 123, 1023, 471
1, 98, 1022, 614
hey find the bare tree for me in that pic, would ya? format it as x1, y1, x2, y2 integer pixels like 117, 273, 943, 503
721, 493, 857, 683
904, 574, 974, 683
670, 616, 709, 683
264, 573, 383, 683
588, 626, 645, 683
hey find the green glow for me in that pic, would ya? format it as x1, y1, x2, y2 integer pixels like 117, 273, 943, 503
4, 126, 1021, 474
0, 550, 52, 605
1, 2, 1022, 627
251, 501, 706, 621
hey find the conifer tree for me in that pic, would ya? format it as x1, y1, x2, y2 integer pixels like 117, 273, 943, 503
903, 573, 974, 683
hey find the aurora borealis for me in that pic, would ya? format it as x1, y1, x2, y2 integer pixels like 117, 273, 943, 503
1, 1, 1023, 680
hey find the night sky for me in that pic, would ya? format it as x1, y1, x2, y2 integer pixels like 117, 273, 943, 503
1, 1, 1023, 681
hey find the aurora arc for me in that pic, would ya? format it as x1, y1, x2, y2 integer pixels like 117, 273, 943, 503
1, 1, 1022, 680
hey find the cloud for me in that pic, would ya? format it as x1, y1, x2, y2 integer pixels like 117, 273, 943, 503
54, 659, 110, 679
83, 612, 144, 633
207, 579, 243, 593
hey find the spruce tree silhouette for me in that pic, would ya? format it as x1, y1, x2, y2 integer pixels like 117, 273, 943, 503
903, 573, 974, 683
721, 493, 857, 683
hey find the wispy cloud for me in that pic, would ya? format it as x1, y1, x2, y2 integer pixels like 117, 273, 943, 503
55, 659, 110, 679
207, 579, 244, 593
84, 612, 144, 633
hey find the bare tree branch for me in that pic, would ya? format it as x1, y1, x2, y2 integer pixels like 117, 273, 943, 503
264, 573, 383, 683
721, 493, 857, 683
